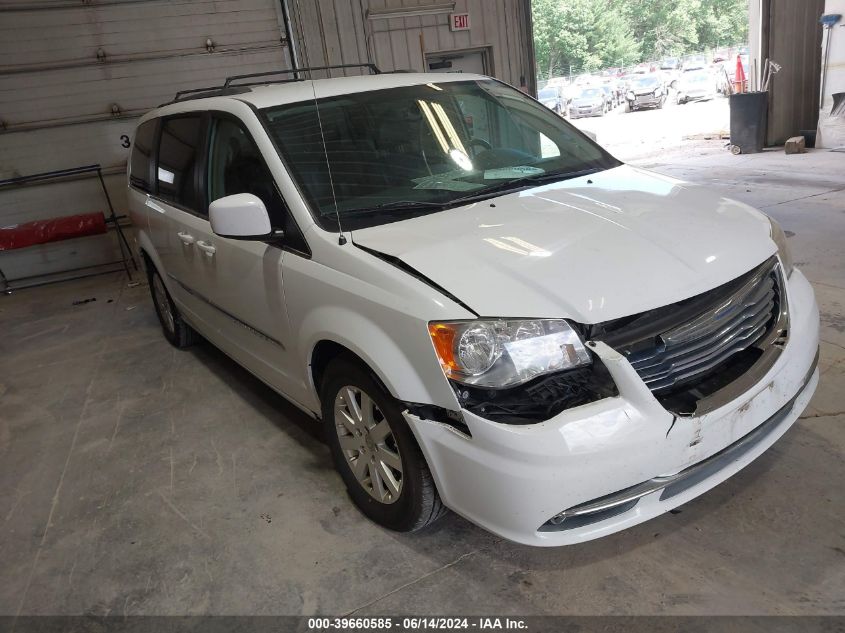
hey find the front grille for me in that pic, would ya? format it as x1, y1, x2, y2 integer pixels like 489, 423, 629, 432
595, 257, 788, 412
630, 262, 779, 392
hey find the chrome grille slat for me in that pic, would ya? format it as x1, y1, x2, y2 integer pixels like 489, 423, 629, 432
642, 323, 769, 390
633, 299, 774, 378
629, 290, 775, 369
661, 281, 774, 348
661, 270, 773, 345
620, 260, 783, 394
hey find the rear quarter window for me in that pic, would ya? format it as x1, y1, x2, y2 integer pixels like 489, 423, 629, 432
157, 115, 204, 212
129, 119, 157, 193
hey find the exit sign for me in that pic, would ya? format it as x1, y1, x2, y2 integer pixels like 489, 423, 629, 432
450, 13, 470, 31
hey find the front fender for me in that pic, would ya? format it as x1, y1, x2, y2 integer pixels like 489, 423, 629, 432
297, 304, 461, 413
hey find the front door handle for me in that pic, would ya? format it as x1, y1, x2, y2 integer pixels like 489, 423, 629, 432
196, 240, 216, 257
177, 232, 195, 246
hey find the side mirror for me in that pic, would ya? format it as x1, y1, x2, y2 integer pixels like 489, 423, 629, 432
583, 130, 598, 142
209, 193, 274, 240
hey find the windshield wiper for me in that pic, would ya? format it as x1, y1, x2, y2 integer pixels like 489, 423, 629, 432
447, 167, 603, 206
335, 168, 603, 222
342, 199, 448, 218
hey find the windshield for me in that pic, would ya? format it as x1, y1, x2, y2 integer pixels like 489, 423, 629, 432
261, 79, 619, 230
683, 71, 710, 83
578, 87, 602, 99
538, 87, 558, 99
632, 76, 659, 88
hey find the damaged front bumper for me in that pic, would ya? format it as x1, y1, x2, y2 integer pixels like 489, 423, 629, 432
404, 269, 820, 546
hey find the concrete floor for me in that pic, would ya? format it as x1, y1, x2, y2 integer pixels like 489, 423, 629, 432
1, 147, 843, 617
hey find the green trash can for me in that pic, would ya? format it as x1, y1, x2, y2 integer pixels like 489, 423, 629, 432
729, 92, 768, 154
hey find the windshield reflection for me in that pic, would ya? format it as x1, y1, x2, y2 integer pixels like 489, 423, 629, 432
261, 79, 620, 230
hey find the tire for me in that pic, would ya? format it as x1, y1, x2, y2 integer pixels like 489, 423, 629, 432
148, 265, 197, 348
321, 355, 447, 532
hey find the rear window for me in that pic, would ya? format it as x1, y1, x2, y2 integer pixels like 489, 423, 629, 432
157, 116, 204, 212
129, 120, 157, 193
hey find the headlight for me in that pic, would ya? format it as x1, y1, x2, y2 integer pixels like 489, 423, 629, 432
626, 90, 634, 100
428, 319, 591, 388
768, 217, 794, 277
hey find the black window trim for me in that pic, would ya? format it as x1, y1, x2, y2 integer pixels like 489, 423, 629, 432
128, 117, 160, 195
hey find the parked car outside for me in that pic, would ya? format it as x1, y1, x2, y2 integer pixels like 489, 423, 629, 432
599, 84, 617, 109
568, 86, 607, 118
625, 74, 666, 111
677, 68, 717, 104
537, 85, 564, 114
660, 57, 681, 89
683, 54, 708, 70
128, 71, 819, 546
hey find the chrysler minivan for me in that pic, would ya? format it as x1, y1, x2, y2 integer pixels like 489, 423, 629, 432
127, 68, 819, 546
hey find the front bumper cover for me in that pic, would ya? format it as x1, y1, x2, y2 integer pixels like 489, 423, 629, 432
629, 94, 662, 108
405, 269, 820, 546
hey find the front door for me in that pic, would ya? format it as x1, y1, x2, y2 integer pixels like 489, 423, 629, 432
190, 115, 300, 396
157, 113, 298, 397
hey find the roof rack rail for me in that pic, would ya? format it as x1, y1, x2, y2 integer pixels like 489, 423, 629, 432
223, 63, 381, 88
161, 63, 381, 107
159, 85, 252, 107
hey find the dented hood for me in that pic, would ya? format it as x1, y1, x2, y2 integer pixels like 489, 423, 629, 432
351, 165, 776, 323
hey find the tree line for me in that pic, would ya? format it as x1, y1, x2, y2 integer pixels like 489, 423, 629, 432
533, 0, 749, 78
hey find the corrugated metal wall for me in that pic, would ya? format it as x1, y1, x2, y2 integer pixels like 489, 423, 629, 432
754, 0, 825, 145
0, 0, 534, 284
0, 0, 291, 283
288, 0, 533, 88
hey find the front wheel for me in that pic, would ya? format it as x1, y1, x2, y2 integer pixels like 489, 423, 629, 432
321, 356, 447, 532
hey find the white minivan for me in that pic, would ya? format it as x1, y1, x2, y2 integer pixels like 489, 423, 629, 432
128, 67, 819, 546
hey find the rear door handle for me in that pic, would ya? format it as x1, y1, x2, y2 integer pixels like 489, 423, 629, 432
177, 232, 195, 245
196, 240, 216, 257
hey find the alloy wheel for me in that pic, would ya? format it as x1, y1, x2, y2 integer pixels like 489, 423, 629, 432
334, 386, 403, 504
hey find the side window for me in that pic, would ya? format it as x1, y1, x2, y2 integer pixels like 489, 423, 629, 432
129, 119, 157, 193
157, 116, 203, 211
207, 116, 309, 254
207, 117, 286, 227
